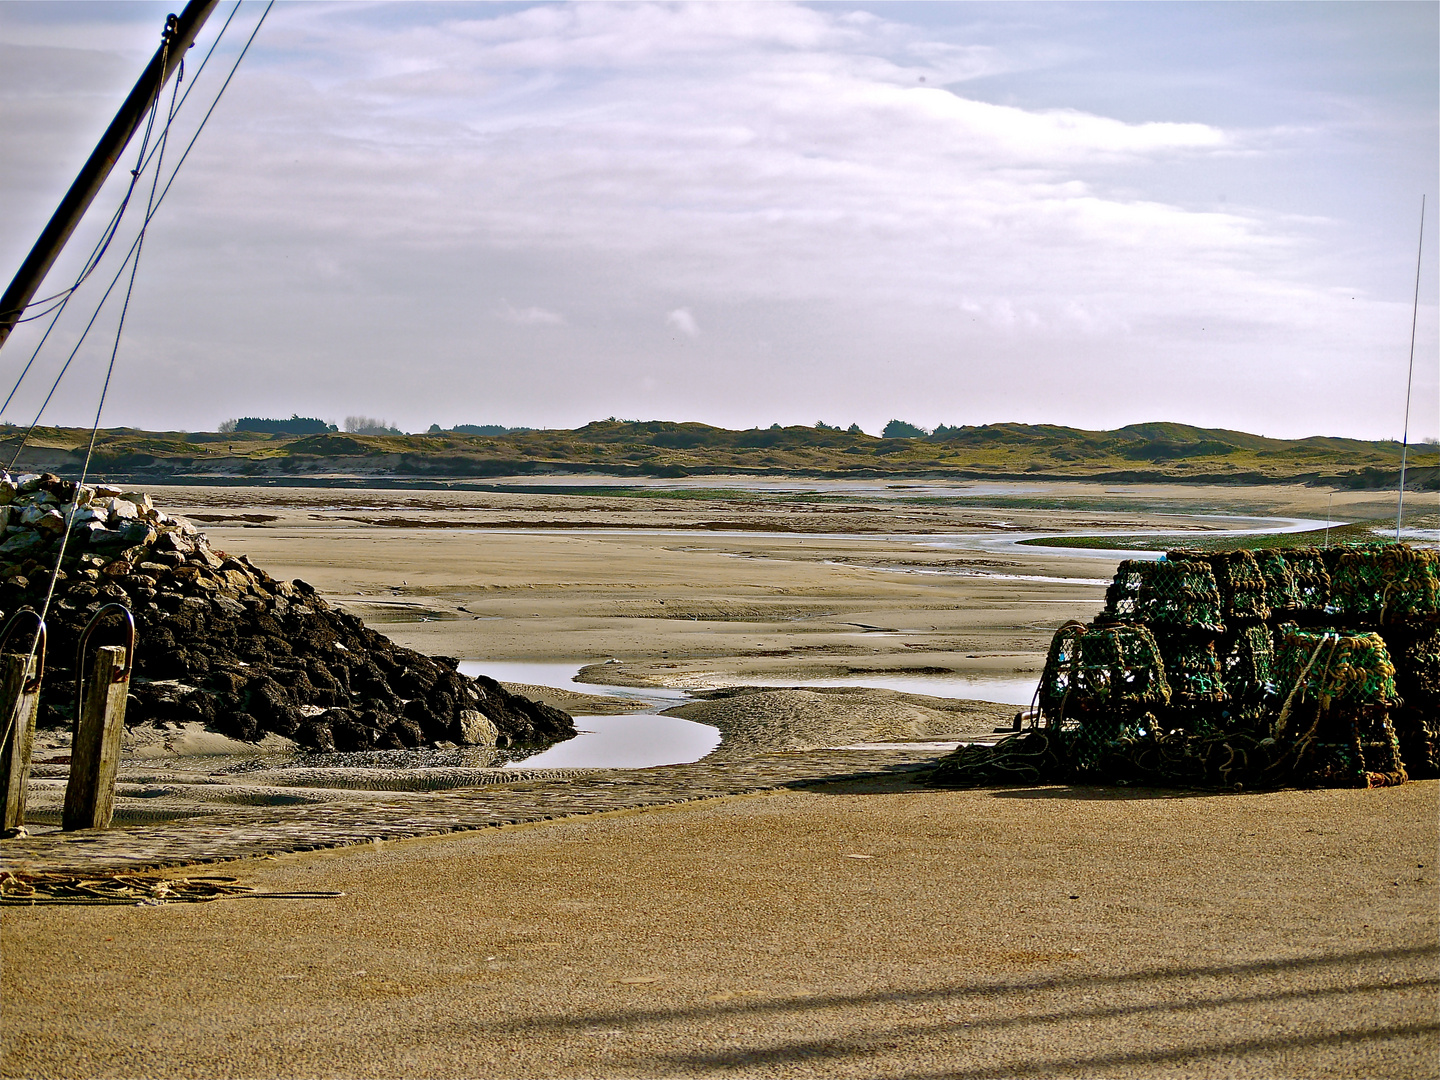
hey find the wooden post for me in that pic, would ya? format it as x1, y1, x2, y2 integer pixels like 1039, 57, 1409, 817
63, 645, 130, 831
0, 652, 41, 832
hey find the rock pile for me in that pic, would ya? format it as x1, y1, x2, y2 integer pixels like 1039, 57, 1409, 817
0, 473, 575, 752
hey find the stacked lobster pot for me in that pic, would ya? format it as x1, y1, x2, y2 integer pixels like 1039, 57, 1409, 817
1021, 544, 1438, 790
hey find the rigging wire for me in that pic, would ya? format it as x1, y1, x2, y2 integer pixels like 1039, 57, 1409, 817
0, 1, 272, 735
0, 1, 246, 417
18, 31, 181, 718
0, 1, 245, 329
3, 1, 273, 472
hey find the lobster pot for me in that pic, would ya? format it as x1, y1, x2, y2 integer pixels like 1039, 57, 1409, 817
1253, 550, 1300, 617
1207, 550, 1271, 624
1135, 557, 1225, 634
1104, 561, 1150, 620
1218, 624, 1276, 703
1327, 545, 1440, 625
1276, 547, 1330, 619
1381, 625, 1440, 780
1154, 631, 1227, 706
1037, 623, 1170, 767
1274, 628, 1405, 787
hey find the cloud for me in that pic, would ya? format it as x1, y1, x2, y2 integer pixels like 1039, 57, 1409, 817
666, 308, 699, 337
0, 1, 1432, 439
500, 299, 564, 325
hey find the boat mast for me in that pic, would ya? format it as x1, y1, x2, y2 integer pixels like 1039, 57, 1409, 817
0, 0, 219, 350
1396, 194, 1427, 539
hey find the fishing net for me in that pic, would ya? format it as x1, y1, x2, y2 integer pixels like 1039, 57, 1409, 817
924, 731, 1063, 788
932, 543, 1433, 792
1037, 622, 1170, 720
1204, 550, 1271, 624
1103, 557, 1226, 633
1273, 628, 1397, 706
1327, 544, 1440, 623
1218, 624, 1276, 703
1103, 561, 1149, 620
1382, 626, 1440, 780
1153, 632, 1228, 706
1282, 548, 1331, 617
1254, 550, 1300, 616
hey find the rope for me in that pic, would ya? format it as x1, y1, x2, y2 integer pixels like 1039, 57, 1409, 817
0, 871, 342, 906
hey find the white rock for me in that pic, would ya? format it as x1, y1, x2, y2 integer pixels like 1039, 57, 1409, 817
456, 710, 499, 746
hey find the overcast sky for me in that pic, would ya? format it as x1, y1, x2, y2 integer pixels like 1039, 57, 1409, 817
1, 1, 1436, 439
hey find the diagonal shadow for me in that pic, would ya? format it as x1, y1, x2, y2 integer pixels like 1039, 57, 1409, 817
645, 976, 1437, 1074
891, 1020, 1440, 1080
470, 942, 1437, 1039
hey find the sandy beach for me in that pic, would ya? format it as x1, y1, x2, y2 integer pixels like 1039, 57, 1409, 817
3, 777, 1435, 1078
2, 479, 1437, 1077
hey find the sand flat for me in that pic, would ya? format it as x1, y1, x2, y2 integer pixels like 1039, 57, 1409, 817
3, 777, 1435, 1078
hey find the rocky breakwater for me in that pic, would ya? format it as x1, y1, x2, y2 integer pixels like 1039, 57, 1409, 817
0, 473, 574, 752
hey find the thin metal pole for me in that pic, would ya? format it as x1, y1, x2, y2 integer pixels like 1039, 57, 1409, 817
0, 0, 218, 349
1397, 194, 1426, 540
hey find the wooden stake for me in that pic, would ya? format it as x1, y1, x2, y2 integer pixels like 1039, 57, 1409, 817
62, 645, 130, 831
0, 652, 41, 832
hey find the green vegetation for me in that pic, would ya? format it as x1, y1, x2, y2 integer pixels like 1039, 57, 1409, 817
0, 418, 1433, 489
1017, 520, 1401, 553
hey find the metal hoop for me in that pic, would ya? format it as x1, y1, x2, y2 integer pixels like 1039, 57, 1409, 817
0, 608, 46, 691
75, 604, 136, 725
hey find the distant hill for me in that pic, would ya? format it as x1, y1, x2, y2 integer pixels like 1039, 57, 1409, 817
0, 419, 1431, 489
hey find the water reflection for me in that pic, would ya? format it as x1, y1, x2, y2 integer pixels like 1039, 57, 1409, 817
506, 713, 720, 769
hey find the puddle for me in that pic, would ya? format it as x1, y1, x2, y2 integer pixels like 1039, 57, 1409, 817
718, 674, 1040, 705
506, 713, 722, 770
459, 661, 688, 706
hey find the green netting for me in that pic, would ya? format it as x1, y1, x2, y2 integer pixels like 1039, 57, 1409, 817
933, 543, 1432, 792
1207, 550, 1271, 623
1154, 631, 1227, 704
1271, 701, 1407, 789
1282, 548, 1331, 615
1219, 624, 1276, 701
1135, 557, 1224, 633
1273, 628, 1397, 706
1328, 544, 1440, 622
1038, 622, 1170, 717
1103, 560, 1149, 619
1254, 550, 1300, 615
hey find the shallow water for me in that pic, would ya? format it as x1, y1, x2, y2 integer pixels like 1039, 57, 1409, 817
454, 660, 1039, 769
505, 713, 722, 770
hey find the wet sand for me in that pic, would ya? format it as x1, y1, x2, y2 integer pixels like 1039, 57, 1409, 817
152, 478, 1405, 694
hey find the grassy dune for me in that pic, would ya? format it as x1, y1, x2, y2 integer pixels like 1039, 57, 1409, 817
2, 419, 1434, 488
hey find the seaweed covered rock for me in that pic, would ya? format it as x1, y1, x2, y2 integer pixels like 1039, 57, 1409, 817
0, 473, 574, 751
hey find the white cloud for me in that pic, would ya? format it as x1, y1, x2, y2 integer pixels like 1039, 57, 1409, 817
500, 299, 564, 325
666, 308, 699, 337
0, 1, 1432, 439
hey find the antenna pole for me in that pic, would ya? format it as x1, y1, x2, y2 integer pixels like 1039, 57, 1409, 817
0, 0, 219, 350
1397, 194, 1426, 540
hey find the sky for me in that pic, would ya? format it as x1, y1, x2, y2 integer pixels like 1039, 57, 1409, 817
0, 0, 1436, 440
